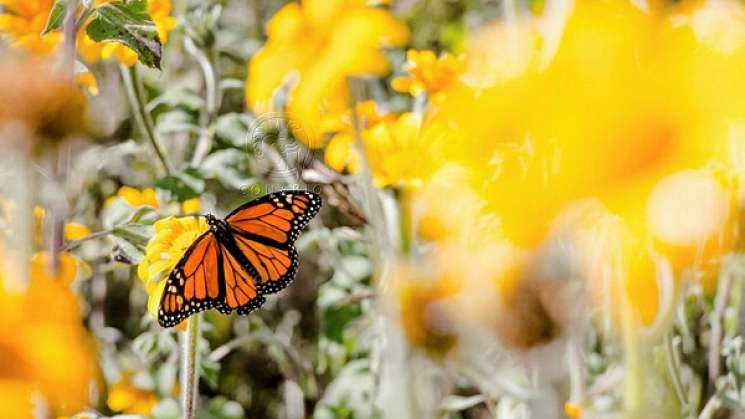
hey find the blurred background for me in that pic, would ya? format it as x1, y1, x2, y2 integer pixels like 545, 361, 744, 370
3, 0, 745, 418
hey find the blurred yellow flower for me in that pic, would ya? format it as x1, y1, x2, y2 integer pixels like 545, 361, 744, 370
106, 186, 160, 209
391, 49, 464, 103
564, 401, 582, 419
246, 0, 409, 147
107, 373, 158, 415
181, 197, 202, 214
137, 215, 209, 319
324, 100, 394, 174
0, 0, 60, 54
362, 113, 450, 188
0, 251, 100, 417
325, 110, 452, 187
404, 0, 745, 331
75, 71, 99, 96
396, 267, 460, 357
64, 223, 91, 241
30, 251, 80, 286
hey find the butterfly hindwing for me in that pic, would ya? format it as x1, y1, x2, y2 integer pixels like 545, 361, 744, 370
226, 190, 321, 294
219, 243, 265, 315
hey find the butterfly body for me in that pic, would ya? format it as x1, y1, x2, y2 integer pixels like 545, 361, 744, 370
158, 190, 321, 328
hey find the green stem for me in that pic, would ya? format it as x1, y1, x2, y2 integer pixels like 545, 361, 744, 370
184, 37, 219, 167
182, 313, 201, 419
664, 332, 688, 409
120, 64, 173, 175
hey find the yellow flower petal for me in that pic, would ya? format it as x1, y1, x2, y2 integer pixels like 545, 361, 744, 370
30, 251, 79, 286
64, 223, 91, 241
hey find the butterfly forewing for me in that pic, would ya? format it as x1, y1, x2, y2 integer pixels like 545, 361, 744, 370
226, 190, 321, 294
158, 232, 223, 327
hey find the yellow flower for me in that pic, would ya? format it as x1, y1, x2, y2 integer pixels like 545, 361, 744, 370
30, 251, 82, 286
324, 100, 394, 174
391, 49, 464, 102
396, 265, 460, 357
0, 0, 60, 55
362, 112, 450, 188
107, 373, 158, 415
246, 0, 409, 148
0, 249, 100, 417
181, 197, 202, 214
325, 109, 451, 187
64, 223, 91, 241
106, 186, 160, 209
564, 402, 582, 419
75, 71, 99, 96
406, 0, 745, 331
137, 215, 209, 319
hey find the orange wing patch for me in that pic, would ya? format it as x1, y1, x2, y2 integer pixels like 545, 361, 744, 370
158, 233, 223, 327
226, 191, 321, 245
222, 248, 259, 309
232, 233, 296, 294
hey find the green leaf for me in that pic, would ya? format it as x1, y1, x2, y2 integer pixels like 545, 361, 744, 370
86, 0, 163, 69
41, 0, 70, 35
323, 304, 362, 343
155, 170, 205, 201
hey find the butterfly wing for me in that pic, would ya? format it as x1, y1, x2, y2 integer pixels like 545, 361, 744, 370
158, 231, 222, 327
225, 190, 321, 295
158, 230, 264, 327
217, 243, 265, 316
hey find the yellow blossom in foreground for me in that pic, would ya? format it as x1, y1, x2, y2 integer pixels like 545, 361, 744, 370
246, 0, 409, 147
0, 251, 100, 416
137, 215, 209, 319
412, 0, 745, 330
30, 251, 81, 285
107, 373, 158, 415
0, 0, 60, 54
391, 50, 464, 102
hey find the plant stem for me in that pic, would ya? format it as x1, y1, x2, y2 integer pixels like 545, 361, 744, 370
664, 332, 688, 408
120, 64, 173, 175
182, 313, 201, 419
708, 262, 734, 386
62, 229, 113, 251
185, 37, 219, 167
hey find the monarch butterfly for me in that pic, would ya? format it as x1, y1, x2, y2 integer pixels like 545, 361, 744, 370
158, 190, 322, 327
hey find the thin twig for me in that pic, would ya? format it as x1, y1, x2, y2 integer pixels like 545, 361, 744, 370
120, 64, 173, 175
